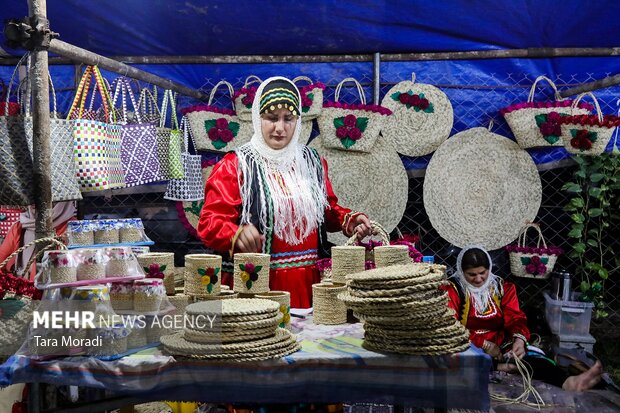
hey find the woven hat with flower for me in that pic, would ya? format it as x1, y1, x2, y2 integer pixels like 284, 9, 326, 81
558, 92, 620, 156
318, 77, 392, 153
505, 223, 563, 279
181, 81, 250, 153
380, 73, 454, 156
233, 75, 262, 122
500, 76, 593, 149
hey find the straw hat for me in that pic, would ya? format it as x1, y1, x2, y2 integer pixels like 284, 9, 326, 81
309, 133, 408, 246
423, 126, 542, 250
380, 74, 453, 157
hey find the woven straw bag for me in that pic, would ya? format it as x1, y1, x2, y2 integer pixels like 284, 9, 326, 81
330, 244, 365, 284
318, 78, 391, 153
183, 81, 244, 152
380, 73, 453, 156
135, 87, 161, 124
293, 76, 325, 120
345, 220, 390, 262
157, 90, 184, 179
233, 75, 262, 122
505, 223, 561, 279
312, 281, 347, 325
559, 92, 619, 156
501, 76, 592, 149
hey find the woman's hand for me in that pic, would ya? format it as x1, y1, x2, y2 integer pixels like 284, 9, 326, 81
511, 337, 526, 359
235, 224, 265, 253
352, 214, 373, 239
482, 340, 502, 359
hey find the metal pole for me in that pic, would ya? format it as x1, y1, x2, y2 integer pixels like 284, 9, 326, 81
28, 0, 54, 241
373, 52, 381, 105
559, 72, 620, 97
48, 39, 208, 100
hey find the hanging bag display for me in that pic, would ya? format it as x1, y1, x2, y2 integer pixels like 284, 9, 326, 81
318, 77, 392, 153
181, 80, 244, 152
233, 75, 262, 122
501, 76, 592, 149
505, 223, 562, 279
111, 77, 163, 187
164, 117, 204, 201
136, 87, 161, 124
559, 92, 620, 156
157, 90, 184, 179
68, 65, 125, 191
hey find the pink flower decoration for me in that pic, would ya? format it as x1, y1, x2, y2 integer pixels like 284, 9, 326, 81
531, 256, 541, 264
344, 114, 357, 127
525, 263, 538, 274
208, 128, 218, 141
418, 98, 430, 110
241, 96, 253, 105
398, 94, 409, 104
547, 111, 561, 122
244, 262, 255, 273
349, 127, 362, 140
411, 95, 421, 106
215, 118, 229, 129
336, 126, 348, 138
220, 129, 234, 143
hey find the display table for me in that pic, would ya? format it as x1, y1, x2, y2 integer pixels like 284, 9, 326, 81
0, 316, 491, 412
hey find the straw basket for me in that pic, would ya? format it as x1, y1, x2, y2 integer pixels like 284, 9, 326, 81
293, 76, 325, 120
105, 246, 134, 276
255, 291, 291, 330
67, 221, 94, 246
559, 92, 619, 156
506, 223, 561, 280
345, 220, 390, 263
45, 250, 77, 284
233, 253, 270, 294
330, 246, 365, 284
501, 76, 592, 149
75, 249, 106, 280
318, 77, 391, 153
110, 281, 134, 311
373, 245, 410, 268
133, 278, 165, 312
313, 282, 347, 325
94, 220, 120, 245
184, 254, 222, 296
119, 218, 144, 243
137, 252, 175, 295
233, 75, 262, 122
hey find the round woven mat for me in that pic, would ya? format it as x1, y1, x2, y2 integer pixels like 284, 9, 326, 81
364, 318, 466, 338
364, 327, 469, 346
175, 340, 301, 362
380, 79, 453, 157
362, 337, 470, 356
355, 307, 456, 325
349, 279, 446, 298
346, 263, 445, 283
423, 127, 541, 250
185, 298, 279, 317
309, 133, 408, 246
184, 325, 277, 344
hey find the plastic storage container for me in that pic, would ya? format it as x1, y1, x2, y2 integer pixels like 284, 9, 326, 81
543, 291, 594, 337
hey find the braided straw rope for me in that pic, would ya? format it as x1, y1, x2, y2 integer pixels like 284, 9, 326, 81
423, 126, 541, 250
186, 298, 279, 316
330, 246, 365, 283
346, 263, 433, 282
349, 279, 446, 298
233, 253, 270, 293
313, 282, 348, 325
137, 252, 175, 295
344, 220, 390, 263
0, 236, 66, 276
170, 339, 301, 362
490, 355, 549, 409
355, 307, 455, 326
364, 319, 467, 340
380, 74, 453, 157
191, 290, 239, 301
184, 254, 222, 296
162, 327, 293, 354
364, 328, 470, 347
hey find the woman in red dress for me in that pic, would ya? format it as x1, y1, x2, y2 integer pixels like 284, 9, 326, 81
443, 245, 603, 391
198, 77, 371, 308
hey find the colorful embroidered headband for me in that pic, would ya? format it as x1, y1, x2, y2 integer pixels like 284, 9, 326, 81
259, 79, 300, 116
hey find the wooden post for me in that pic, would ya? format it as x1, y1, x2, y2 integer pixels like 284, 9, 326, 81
28, 0, 54, 241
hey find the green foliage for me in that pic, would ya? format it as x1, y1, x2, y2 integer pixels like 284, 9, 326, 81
563, 153, 620, 319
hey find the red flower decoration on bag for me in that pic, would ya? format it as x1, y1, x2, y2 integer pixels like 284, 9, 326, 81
333, 114, 369, 149
144, 263, 166, 279
239, 262, 262, 289
534, 111, 567, 144
520, 255, 548, 276
569, 128, 597, 151
204, 117, 240, 150
198, 266, 220, 294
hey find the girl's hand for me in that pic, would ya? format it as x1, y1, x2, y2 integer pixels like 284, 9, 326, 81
352, 214, 373, 239
511, 337, 526, 359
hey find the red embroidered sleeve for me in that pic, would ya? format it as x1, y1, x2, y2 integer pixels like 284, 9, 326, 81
322, 157, 355, 233
501, 282, 531, 343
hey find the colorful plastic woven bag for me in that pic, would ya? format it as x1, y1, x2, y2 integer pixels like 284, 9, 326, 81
164, 117, 204, 201
157, 90, 184, 179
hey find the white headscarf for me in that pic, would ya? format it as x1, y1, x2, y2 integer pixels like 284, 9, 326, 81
235, 76, 328, 245
455, 244, 501, 315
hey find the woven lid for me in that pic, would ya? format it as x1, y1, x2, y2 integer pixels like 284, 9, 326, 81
423, 127, 541, 250
309, 133, 407, 246
380, 76, 453, 157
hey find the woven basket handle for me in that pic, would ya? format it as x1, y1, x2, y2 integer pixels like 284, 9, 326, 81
4, 53, 30, 106
293, 76, 313, 85
207, 80, 235, 110
111, 77, 141, 123
411, 72, 416, 83
0, 236, 66, 279
159, 89, 179, 129
17, 71, 59, 118
527, 76, 562, 103
137, 87, 160, 119
345, 220, 389, 246
244, 75, 263, 87
571, 92, 603, 122
334, 78, 366, 104
517, 223, 548, 249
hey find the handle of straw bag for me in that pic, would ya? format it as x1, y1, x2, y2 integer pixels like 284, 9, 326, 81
334, 77, 366, 104
244, 75, 263, 87
0, 236, 66, 279
411, 72, 416, 83
92, 67, 115, 123
207, 80, 235, 110
517, 223, 548, 249
159, 89, 179, 129
345, 220, 389, 246
138, 87, 160, 119
527, 76, 562, 103
293, 76, 313, 85
571, 92, 603, 122
488, 119, 494, 131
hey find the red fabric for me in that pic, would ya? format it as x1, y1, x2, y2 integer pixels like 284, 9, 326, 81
443, 280, 530, 349
197, 151, 351, 308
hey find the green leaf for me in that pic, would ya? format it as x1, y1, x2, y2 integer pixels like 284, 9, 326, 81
590, 173, 605, 183
340, 137, 356, 149
212, 140, 228, 150
588, 187, 602, 197
356, 117, 369, 132
246, 280, 253, 289
239, 264, 245, 271
543, 135, 560, 144
573, 242, 586, 254
562, 183, 582, 193
143, 267, 150, 273
541, 257, 549, 264
520, 257, 531, 265
587, 239, 599, 247
307, 93, 314, 100
588, 208, 603, 217
573, 155, 587, 165
229, 121, 240, 136
204, 119, 217, 131
571, 197, 585, 208
571, 213, 585, 224
588, 131, 598, 142
568, 228, 582, 238
595, 309, 608, 319
207, 283, 213, 293
424, 103, 434, 113
413, 106, 420, 112
575, 169, 587, 179
160, 265, 167, 272
334, 117, 345, 128
390, 92, 401, 101
302, 106, 310, 113
419, 93, 425, 99
580, 281, 590, 293
570, 128, 578, 138
587, 229, 599, 236
407, 90, 414, 96
197, 268, 206, 276
214, 268, 220, 275
598, 268, 609, 280
534, 114, 547, 127
254, 265, 263, 273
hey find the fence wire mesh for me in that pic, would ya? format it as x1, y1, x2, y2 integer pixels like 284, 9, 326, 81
6, 65, 616, 339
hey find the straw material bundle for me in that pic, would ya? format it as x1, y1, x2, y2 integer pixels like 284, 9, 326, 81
380, 74, 453, 157
423, 126, 541, 250
312, 281, 348, 325
233, 253, 270, 294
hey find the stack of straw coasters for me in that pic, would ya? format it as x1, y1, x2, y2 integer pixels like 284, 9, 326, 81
338, 263, 470, 355
161, 298, 300, 361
